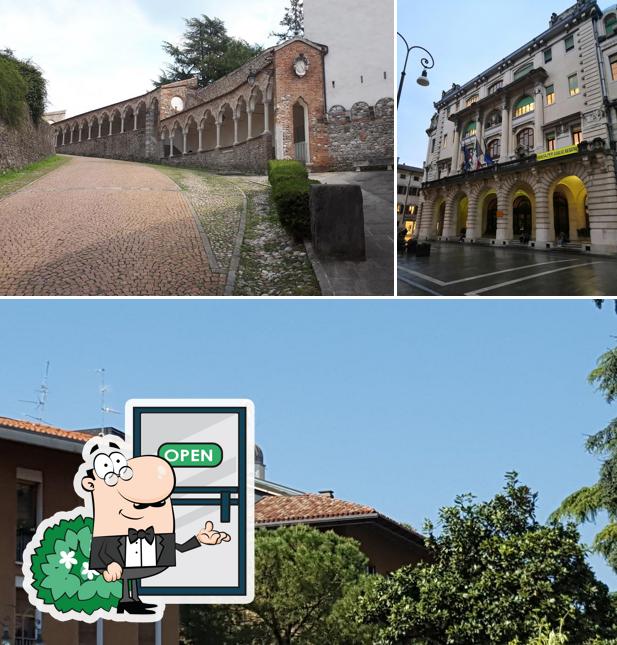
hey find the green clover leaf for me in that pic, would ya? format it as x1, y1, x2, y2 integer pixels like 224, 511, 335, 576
77, 527, 91, 558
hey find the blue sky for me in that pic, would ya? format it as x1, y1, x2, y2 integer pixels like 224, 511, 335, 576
0, 0, 288, 117
398, 0, 581, 167
1, 299, 617, 587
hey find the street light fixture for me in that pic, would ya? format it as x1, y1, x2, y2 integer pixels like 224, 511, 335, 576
397, 32, 435, 105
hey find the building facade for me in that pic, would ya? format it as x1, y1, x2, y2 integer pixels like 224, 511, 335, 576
418, 0, 617, 254
397, 164, 423, 233
51, 5, 394, 175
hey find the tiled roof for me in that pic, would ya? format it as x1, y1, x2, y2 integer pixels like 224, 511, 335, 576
255, 493, 378, 524
0, 416, 92, 443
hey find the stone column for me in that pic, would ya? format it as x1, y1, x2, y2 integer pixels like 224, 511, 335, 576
121, 116, 125, 134
442, 199, 456, 239
247, 109, 253, 139
534, 182, 551, 244
78, 126, 82, 142
233, 117, 239, 145
465, 192, 480, 241
216, 121, 221, 148
501, 100, 510, 161
182, 130, 188, 155
88, 123, 92, 140
198, 127, 203, 152
496, 183, 509, 242
134, 113, 138, 130
108, 120, 112, 136
451, 122, 461, 174
534, 84, 544, 152
169, 132, 174, 158
263, 101, 270, 134
98, 122, 102, 138
418, 197, 434, 239
62, 130, 65, 146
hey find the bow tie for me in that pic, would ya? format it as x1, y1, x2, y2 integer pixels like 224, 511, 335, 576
128, 526, 155, 544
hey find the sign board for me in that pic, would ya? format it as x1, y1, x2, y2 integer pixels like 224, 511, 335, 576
537, 144, 579, 162
125, 399, 254, 605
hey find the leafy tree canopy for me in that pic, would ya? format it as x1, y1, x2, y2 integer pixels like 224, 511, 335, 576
358, 473, 616, 644
271, 0, 304, 44
156, 15, 262, 88
181, 524, 376, 645
0, 49, 47, 125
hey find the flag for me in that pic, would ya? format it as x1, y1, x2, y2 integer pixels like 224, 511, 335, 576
483, 139, 494, 166
475, 140, 483, 170
462, 143, 471, 171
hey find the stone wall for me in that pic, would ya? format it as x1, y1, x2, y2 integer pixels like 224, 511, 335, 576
312, 97, 394, 171
60, 128, 146, 161
161, 133, 273, 174
0, 114, 55, 171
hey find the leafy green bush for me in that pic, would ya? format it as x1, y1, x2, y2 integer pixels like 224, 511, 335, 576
268, 160, 312, 240
0, 49, 47, 125
0, 56, 26, 127
29, 515, 122, 615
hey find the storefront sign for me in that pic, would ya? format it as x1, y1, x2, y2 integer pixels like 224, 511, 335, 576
537, 144, 579, 162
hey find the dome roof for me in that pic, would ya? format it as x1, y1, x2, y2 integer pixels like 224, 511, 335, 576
255, 444, 264, 464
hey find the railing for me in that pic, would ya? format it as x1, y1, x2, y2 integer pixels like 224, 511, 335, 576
15, 637, 36, 645
16, 527, 35, 562
294, 141, 308, 163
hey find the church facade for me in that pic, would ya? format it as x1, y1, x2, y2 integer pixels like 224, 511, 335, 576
418, 0, 617, 254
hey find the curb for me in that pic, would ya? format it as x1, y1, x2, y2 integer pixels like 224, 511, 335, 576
304, 240, 332, 296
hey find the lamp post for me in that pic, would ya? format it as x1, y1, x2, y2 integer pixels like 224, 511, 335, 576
397, 32, 435, 106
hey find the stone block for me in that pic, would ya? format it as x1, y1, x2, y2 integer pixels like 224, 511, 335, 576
309, 184, 366, 260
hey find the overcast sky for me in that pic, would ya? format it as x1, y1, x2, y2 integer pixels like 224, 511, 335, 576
0, 0, 288, 118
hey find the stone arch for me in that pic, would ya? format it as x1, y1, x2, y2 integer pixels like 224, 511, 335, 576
249, 86, 265, 136
351, 101, 371, 120
477, 187, 499, 239
100, 112, 110, 137
79, 118, 88, 142
292, 96, 310, 163
135, 100, 147, 130
55, 128, 62, 147
542, 165, 591, 242
503, 178, 537, 240
185, 115, 199, 153
70, 122, 79, 144
328, 104, 349, 124
159, 125, 170, 158
218, 103, 234, 148
90, 115, 100, 138
201, 110, 217, 151
375, 97, 394, 118
235, 96, 248, 143
123, 104, 135, 131
449, 190, 469, 238
170, 120, 183, 156
110, 109, 122, 135
432, 196, 447, 237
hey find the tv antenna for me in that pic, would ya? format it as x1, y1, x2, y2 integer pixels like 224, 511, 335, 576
96, 368, 120, 436
19, 361, 50, 423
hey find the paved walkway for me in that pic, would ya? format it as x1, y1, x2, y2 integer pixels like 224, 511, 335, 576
0, 155, 224, 295
307, 171, 394, 296
398, 242, 617, 296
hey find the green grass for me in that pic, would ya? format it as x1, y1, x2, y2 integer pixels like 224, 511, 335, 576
0, 155, 69, 199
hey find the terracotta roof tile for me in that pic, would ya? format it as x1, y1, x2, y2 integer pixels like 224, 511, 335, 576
255, 493, 378, 524
0, 416, 92, 443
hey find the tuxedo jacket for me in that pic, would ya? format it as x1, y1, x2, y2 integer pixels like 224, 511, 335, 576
89, 532, 200, 570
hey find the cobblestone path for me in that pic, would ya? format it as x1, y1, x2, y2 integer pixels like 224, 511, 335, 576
0, 155, 224, 295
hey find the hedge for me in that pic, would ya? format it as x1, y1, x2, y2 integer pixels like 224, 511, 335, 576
268, 160, 312, 241
0, 57, 27, 127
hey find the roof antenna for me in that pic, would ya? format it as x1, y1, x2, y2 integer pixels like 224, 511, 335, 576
95, 368, 120, 436
19, 361, 50, 423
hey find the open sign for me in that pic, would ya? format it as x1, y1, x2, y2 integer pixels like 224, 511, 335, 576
158, 442, 223, 467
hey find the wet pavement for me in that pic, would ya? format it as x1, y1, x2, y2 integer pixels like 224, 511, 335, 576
398, 242, 617, 296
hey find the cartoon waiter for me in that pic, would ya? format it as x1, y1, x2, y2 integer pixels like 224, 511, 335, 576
80, 438, 230, 615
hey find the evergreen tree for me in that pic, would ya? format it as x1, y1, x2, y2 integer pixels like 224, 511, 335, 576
271, 0, 304, 43
156, 15, 262, 88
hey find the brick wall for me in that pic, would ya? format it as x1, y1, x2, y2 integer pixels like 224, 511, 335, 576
60, 128, 147, 161
0, 115, 55, 171
162, 133, 273, 174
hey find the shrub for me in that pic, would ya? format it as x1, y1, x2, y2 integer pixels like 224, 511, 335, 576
0, 49, 47, 125
268, 160, 312, 240
29, 514, 122, 615
0, 56, 27, 127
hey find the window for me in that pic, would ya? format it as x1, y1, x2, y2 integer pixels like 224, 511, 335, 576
466, 95, 479, 107
568, 73, 580, 96
399, 174, 406, 180
546, 84, 555, 105
606, 14, 617, 36
513, 62, 534, 80
611, 54, 617, 81
485, 110, 502, 128
463, 121, 477, 138
572, 126, 582, 145
514, 95, 535, 117
397, 185, 407, 195
544, 48, 553, 63
487, 138, 501, 159
488, 80, 503, 94
16, 588, 36, 645
413, 175, 419, 181
565, 34, 575, 52
16, 481, 38, 562
447, 105, 451, 116
443, 133, 448, 147
431, 138, 436, 153
546, 132, 556, 151
517, 128, 534, 150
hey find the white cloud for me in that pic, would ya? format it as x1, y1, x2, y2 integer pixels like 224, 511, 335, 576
0, 0, 289, 118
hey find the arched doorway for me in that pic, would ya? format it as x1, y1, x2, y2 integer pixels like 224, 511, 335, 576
484, 196, 497, 238
292, 99, 309, 163
553, 192, 569, 239
513, 195, 532, 239
456, 195, 468, 238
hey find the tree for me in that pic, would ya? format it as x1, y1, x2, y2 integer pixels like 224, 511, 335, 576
358, 473, 616, 644
180, 524, 375, 645
156, 15, 262, 88
552, 341, 617, 572
271, 0, 304, 43
0, 49, 47, 125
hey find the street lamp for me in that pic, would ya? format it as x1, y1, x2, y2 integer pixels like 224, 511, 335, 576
397, 32, 435, 105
